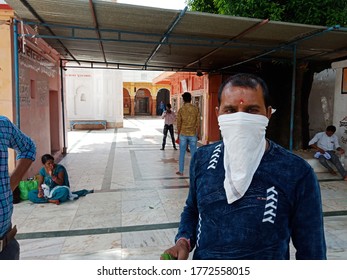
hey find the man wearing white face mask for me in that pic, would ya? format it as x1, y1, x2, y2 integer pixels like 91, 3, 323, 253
161, 73, 326, 260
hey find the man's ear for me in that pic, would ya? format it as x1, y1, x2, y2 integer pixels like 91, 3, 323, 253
266, 106, 272, 119
215, 106, 220, 119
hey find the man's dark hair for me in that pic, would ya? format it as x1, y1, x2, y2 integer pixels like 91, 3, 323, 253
217, 73, 271, 107
41, 154, 54, 164
326, 125, 336, 133
166, 103, 171, 109
182, 92, 192, 102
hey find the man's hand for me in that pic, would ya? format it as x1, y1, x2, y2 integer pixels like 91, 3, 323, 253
160, 239, 190, 260
311, 144, 325, 154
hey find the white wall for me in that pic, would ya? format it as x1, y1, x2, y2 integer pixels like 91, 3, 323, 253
332, 60, 347, 154
121, 70, 163, 82
65, 68, 123, 128
308, 68, 336, 138
308, 65, 347, 165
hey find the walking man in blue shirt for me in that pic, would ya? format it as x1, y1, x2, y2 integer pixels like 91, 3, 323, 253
162, 73, 326, 260
0, 115, 36, 260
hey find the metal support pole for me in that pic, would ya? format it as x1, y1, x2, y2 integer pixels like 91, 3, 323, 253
13, 19, 20, 128
289, 45, 297, 152
60, 59, 67, 154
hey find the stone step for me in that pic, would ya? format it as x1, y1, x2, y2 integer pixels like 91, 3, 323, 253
293, 150, 346, 174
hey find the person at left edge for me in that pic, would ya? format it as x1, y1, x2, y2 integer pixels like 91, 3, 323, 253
0, 115, 36, 260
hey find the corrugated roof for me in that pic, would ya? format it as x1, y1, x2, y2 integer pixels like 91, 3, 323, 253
5, 0, 347, 72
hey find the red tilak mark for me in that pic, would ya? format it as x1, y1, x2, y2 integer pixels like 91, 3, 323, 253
240, 99, 244, 104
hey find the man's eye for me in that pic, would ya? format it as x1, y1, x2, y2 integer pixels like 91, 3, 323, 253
225, 108, 236, 113
247, 108, 259, 114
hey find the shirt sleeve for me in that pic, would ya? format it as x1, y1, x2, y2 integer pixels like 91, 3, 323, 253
177, 109, 182, 132
175, 151, 199, 250
308, 133, 319, 146
7, 118, 36, 161
291, 169, 327, 259
39, 167, 45, 177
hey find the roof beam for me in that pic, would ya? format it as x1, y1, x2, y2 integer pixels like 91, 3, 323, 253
88, 0, 107, 65
143, 6, 188, 69
183, 18, 269, 70
62, 58, 189, 72
18, 0, 78, 63
302, 47, 347, 62
20, 20, 270, 50
216, 25, 340, 72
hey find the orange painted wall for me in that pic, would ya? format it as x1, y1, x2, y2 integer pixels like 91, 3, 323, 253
0, 7, 16, 171
123, 88, 131, 115
1, 6, 64, 178
207, 74, 223, 142
155, 72, 228, 144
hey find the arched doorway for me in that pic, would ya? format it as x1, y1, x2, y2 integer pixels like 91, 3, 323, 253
156, 88, 170, 115
123, 88, 130, 115
135, 88, 151, 115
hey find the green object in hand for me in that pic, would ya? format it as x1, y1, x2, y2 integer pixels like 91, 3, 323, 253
161, 253, 177, 260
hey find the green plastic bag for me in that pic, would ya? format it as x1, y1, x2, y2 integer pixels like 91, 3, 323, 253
19, 180, 38, 200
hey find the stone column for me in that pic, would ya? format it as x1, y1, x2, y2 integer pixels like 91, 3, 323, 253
152, 99, 157, 116
130, 97, 135, 116
152, 86, 157, 116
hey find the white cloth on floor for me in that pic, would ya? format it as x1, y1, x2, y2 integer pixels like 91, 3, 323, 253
41, 184, 78, 200
314, 151, 331, 160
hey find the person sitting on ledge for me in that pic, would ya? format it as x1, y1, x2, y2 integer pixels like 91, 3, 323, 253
308, 125, 347, 181
28, 154, 93, 205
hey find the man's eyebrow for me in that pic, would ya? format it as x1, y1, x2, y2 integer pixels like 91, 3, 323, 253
244, 104, 261, 109
222, 104, 261, 109
222, 104, 237, 109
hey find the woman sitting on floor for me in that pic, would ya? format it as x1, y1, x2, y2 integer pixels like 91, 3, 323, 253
28, 154, 93, 205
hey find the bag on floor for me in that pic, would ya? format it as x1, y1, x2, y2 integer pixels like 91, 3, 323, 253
19, 179, 39, 200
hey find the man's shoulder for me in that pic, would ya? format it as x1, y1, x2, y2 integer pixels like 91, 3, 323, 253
0, 115, 10, 124
56, 164, 66, 170
196, 141, 223, 157
189, 103, 199, 112
268, 140, 312, 167
332, 134, 339, 140
315, 131, 325, 138
309, 131, 324, 143
194, 141, 224, 168
0, 116, 14, 133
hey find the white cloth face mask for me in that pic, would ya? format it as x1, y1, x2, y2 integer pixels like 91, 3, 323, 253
218, 112, 269, 204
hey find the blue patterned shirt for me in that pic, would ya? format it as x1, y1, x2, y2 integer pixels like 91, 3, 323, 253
0, 116, 36, 237
176, 140, 326, 259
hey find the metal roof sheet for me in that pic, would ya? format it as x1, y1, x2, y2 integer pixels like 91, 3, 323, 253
6, 0, 347, 72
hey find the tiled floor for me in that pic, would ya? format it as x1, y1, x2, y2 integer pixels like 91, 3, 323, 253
12, 116, 347, 259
